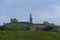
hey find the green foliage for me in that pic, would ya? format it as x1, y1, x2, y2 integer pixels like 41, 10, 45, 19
33, 24, 45, 28
42, 23, 60, 31
0, 31, 59, 40
4, 23, 29, 30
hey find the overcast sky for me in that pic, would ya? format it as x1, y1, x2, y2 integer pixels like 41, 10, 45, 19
0, 0, 60, 25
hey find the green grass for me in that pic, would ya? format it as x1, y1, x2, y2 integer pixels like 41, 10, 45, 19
0, 31, 60, 40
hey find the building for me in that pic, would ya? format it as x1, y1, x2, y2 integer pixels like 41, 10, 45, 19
3, 13, 45, 30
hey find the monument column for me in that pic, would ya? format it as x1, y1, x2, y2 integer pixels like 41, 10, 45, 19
29, 13, 35, 30
30, 13, 32, 23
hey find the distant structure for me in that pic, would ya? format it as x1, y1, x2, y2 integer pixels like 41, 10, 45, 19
30, 13, 32, 23
43, 21, 49, 27
11, 18, 18, 23
29, 13, 35, 30
0, 13, 58, 32
3, 13, 45, 30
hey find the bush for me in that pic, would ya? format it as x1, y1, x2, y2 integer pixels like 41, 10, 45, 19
42, 26, 54, 31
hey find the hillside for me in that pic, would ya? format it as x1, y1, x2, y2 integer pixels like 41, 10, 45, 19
0, 31, 60, 40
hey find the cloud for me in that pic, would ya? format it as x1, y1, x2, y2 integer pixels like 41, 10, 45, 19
0, 15, 10, 25
32, 5, 60, 24
33, 5, 60, 18
0, 0, 60, 25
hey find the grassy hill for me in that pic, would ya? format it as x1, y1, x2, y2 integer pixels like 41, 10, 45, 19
0, 31, 60, 40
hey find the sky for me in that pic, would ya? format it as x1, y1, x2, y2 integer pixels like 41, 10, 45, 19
0, 0, 60, 25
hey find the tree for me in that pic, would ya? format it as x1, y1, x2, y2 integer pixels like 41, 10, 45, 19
42, 23, 55, 31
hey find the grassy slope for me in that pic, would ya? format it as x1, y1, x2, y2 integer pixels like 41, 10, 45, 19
0, 31, 60, 40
